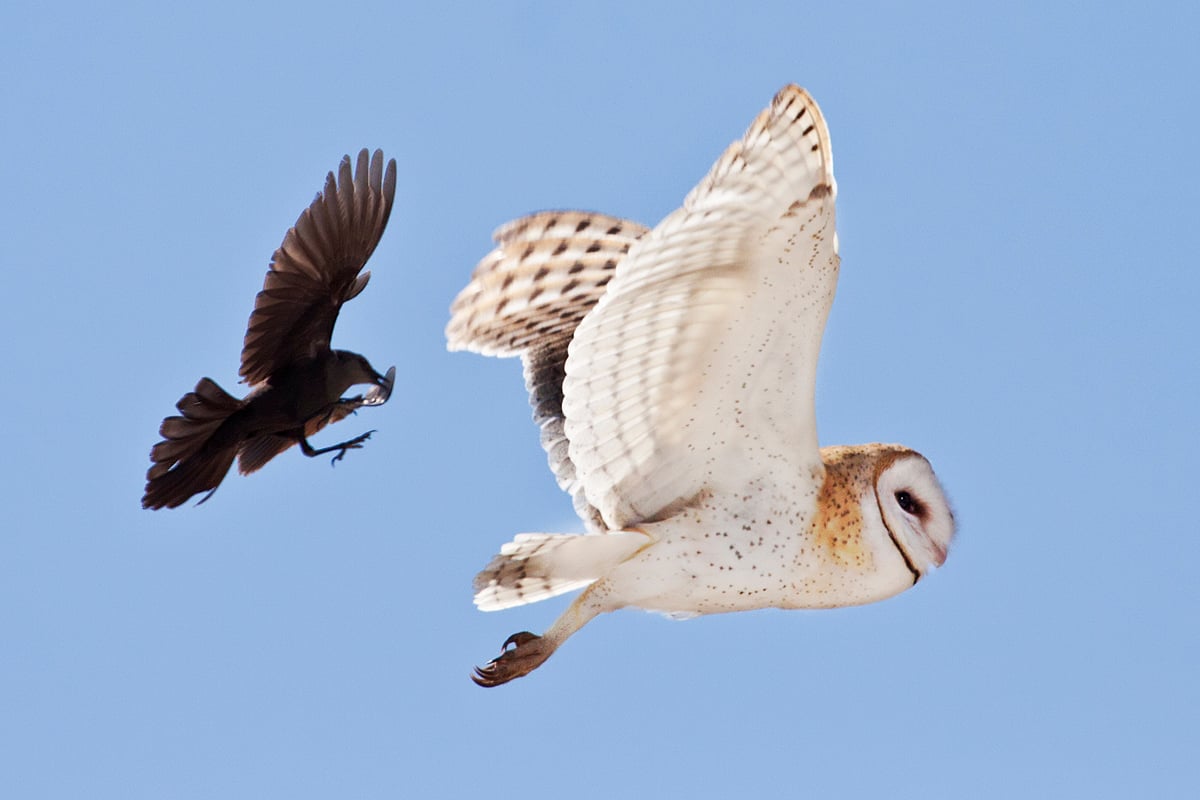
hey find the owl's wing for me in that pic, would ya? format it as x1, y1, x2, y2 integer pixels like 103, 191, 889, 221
239, 149, 397, 385
447, 211, 651, 532
563, 85, 839, 528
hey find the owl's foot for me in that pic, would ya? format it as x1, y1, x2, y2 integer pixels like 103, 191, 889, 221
472, 631, 555, 687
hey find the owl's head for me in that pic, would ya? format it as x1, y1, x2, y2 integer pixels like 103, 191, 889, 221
872, 448, 956, 576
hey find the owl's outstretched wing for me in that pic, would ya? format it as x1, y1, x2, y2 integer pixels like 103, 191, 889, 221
239, 149, 397, 385
563, 85, 840, 528
447, 211, 651, 532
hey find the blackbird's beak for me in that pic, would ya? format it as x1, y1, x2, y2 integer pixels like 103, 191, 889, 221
363, 365, 396, 406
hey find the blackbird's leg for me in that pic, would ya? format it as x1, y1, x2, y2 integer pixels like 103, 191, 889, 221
297, 430, 375, 465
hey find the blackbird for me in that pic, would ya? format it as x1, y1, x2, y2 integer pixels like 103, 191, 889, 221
143, 149, 396, 509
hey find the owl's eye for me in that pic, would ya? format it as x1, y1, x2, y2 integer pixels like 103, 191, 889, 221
895, 490, 923, 517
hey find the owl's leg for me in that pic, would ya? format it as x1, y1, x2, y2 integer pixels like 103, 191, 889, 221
472, 581, 614, 687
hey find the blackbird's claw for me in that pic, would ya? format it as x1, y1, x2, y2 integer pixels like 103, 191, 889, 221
329, 430, 375, 465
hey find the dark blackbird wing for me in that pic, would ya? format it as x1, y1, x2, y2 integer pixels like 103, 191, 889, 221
239, 148, 397, 385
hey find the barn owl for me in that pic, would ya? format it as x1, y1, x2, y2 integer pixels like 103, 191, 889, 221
446, 85, 955, 686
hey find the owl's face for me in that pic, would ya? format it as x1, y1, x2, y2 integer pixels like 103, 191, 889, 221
874, 452, 956, 575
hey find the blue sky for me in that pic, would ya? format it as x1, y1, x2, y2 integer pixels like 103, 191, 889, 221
3, 1, 1197, 797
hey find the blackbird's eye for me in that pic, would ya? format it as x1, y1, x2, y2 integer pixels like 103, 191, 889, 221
895, 490, 923, 517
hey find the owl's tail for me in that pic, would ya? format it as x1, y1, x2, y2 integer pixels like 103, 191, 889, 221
473, 531, 649, 611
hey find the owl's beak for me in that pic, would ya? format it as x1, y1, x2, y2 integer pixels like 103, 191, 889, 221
913, 528, 948, 573
929, 539, 948, 568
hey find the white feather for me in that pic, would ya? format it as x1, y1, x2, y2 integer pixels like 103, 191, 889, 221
473, 531, 649, 611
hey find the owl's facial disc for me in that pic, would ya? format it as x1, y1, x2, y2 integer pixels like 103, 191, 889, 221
875, 452, 955, 576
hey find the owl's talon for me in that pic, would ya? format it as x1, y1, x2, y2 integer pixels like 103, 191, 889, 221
502, 631, 538, 651
472, 632, 552, 687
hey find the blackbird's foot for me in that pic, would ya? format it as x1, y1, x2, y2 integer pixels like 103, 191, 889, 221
329, 430, 375, 466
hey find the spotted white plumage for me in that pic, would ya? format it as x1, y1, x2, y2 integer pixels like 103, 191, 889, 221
448, 85, 955, 686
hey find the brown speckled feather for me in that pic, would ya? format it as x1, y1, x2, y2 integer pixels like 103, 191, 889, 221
446, 210, 648, 357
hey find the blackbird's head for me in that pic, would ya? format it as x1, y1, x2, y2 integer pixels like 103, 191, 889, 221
331, 350, 390, 393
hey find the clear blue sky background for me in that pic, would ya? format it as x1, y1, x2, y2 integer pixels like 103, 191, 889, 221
3, 1, 1197, 797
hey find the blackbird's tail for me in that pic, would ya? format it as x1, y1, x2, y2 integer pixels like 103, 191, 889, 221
142, 378, 244, 509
